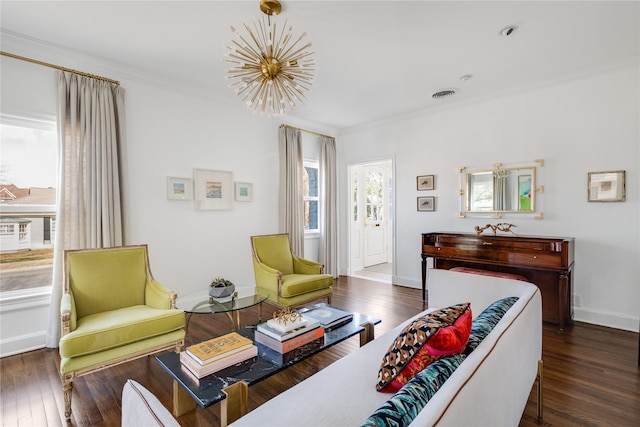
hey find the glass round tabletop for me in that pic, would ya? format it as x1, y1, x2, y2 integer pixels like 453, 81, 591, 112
177, 286, 269, 315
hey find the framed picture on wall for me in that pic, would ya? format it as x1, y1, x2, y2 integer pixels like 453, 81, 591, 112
235, 182, 253, 202
193, 169, 234, 210
166, 177, 192, 200
417, 175, 435, 190
588, 170, 626, 202
417, 196, 435, 211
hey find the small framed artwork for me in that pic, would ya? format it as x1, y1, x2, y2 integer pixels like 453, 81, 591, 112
417, 175, 435, 190
166, 177, 192, 200
588, 170, 626, 202
235, 182, 253, 202
193, 168, 234, 210
417, 196, 435, 212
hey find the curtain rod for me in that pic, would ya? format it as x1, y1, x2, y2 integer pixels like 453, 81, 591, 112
280, 124, 334, 140
1, 51, 120, 85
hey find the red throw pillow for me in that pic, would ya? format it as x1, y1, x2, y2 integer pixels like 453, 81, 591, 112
376, 302, 472, 392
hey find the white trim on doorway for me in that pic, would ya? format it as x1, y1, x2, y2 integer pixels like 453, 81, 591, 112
347, 157, 396, 284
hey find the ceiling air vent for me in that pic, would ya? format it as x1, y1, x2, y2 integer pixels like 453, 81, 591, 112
432, 89, 456, 99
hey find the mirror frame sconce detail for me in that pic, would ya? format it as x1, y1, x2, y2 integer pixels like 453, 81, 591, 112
459, 159, 544, 219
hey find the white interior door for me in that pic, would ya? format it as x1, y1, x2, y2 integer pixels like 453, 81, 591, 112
363, 165, 388, 267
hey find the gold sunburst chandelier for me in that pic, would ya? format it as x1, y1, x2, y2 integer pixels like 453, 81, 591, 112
223, 0, 316, 117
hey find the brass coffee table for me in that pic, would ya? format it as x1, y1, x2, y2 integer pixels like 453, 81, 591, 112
177, 286, 269, 332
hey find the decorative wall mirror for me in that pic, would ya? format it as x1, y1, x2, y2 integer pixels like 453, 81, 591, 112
459, 160, 544, 219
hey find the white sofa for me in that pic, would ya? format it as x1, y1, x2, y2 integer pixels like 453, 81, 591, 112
230, 269, 543, 427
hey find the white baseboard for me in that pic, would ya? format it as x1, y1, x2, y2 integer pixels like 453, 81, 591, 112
574, 307, 639, 332
392, 275, 421, 288
0, 331, 46, 358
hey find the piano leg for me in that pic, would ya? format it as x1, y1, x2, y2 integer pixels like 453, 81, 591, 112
558, 273, 569, 331
421, 255, 427, 302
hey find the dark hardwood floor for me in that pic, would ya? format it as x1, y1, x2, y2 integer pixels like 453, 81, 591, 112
2, 276, 639, 426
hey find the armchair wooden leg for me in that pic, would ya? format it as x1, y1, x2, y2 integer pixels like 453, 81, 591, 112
63, 373, 74, 421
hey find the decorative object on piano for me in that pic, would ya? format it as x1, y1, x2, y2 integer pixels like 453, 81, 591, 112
459, 159, 544, 219
417, 175, 435, 191
209, 277, 235, 298
587, 170, 626, 202
474, 223, 518, 236
417, 196, 436, 212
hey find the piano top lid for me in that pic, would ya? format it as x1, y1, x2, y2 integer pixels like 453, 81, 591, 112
423, 232, 575, 242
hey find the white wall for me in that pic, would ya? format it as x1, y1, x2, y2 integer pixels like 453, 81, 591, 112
338, 62, 640, 332
0, 34, 336, 355
1, 34, 637, 357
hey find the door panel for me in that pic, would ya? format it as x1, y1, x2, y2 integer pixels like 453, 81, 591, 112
364, 166, 388, 267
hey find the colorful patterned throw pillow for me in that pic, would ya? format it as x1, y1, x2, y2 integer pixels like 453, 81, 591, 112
375, 302, 472, 392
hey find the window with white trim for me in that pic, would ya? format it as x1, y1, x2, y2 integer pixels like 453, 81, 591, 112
303, 161, 319, 232
0, 118, 57, 292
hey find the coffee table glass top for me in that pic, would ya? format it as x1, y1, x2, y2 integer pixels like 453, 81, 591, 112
177, 286, 269, 314
155, 310, 381, 409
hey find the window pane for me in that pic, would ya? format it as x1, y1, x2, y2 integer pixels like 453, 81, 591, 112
303, 164, 319, 231
304, 166, 318, 197
0, 121, 56, 291
304, 200, 318, 231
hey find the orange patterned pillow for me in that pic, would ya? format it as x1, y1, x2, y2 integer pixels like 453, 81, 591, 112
376, 303, 472, 392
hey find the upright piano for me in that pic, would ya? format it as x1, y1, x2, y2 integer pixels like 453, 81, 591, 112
421, 232, 575, 329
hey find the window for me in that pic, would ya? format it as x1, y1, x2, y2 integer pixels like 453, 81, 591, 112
0, 225, 14, 235
303, 161, 319, 232
18, 223, 28, 242
366, 170, 384, 222
0, 118, 57, 292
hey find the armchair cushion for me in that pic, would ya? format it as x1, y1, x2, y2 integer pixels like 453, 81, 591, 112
252, 234, 295, 274
280, 274, 334, 297
67, 246, 151, 318
59, 305, 184, 358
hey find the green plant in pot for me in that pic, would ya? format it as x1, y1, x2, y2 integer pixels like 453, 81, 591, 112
209, 277, 235, 298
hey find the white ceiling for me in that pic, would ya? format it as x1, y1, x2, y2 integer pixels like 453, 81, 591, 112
1, 1, 639, 130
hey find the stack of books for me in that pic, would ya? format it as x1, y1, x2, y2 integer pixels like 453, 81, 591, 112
180, 332, 258, 378
255, 315, 325, 354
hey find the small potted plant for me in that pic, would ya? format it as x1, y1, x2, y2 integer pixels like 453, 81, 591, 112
209, 277, 235, 298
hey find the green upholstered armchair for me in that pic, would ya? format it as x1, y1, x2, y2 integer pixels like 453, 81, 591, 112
59, 245, 185, 421
250, 233, 333, 309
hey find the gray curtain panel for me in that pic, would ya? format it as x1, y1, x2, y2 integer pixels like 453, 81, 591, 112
278, 125, 305, 256
46, 71, 127, 347
319, 136, 338, 277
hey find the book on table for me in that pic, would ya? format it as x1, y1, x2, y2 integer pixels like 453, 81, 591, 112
256, 319, 321, 342
180, 345, 258, 379
185, 331, 253, 365
298, 304, 354, 330
255, 325, 325, 353
260, 336, 325, 364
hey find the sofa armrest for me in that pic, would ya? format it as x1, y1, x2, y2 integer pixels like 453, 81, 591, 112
145, 279, 175, 309
292, 256, 324, 274
122, 379, 180, 427
60, 291, 76, 335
